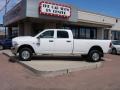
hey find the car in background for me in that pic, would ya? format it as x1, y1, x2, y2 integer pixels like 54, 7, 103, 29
0, 36, 15, 50
111, 40, 120, 54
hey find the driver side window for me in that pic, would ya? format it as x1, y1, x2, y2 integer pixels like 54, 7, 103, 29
40, 31, 54, 38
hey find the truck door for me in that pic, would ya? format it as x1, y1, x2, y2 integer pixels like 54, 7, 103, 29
54, 30, 73, 54
37, 30, 55, 54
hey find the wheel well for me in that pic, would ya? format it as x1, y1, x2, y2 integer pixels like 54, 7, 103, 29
112, 47, 116, 50
17, 45, 35, 53
89, 46, 104, 57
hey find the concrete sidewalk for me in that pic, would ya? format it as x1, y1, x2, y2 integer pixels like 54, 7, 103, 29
1, 50, 14, 57
3, 50, 103, 77
19, 60, 102, 77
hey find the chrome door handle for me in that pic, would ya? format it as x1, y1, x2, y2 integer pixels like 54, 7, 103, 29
66, 40, 71, 42
49, 40, 54, 42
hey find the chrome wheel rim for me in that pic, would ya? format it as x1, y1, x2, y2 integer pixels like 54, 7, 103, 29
21, 51, 30, 60
92, 53, 99, 61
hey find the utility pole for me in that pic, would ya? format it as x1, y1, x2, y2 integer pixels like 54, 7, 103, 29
4, 0, 7, 38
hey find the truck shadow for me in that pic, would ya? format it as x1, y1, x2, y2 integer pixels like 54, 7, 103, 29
9, 56, 104, 63
31, 56, 93, 62
31, 56, 84, 61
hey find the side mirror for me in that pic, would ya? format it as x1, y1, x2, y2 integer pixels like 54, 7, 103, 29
36, 37, 40, 45
37, 36, 40, 39
40, 34, 44, 38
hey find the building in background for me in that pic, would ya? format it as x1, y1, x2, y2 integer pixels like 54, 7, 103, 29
0, 24, 5, 39
3, 0, 120, 40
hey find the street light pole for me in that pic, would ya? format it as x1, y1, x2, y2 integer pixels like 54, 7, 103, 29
4, 0, 7, 38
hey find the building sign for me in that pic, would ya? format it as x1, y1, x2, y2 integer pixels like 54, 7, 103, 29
39, 1, 71, 18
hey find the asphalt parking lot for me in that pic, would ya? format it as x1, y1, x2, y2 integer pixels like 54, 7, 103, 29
0, 50, 120, 90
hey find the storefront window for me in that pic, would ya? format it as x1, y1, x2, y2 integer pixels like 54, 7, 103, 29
71, 28, 79, 39
63, 25, 97, 39
112, 31, 120, 40
91, 28, 97, 39
79, 28, 86, 39
86, 28, 90, 39
104, 30, 109, 40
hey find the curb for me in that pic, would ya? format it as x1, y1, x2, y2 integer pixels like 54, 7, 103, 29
3, 52, 11, 57
3, 52, 18, 63
18, 61, 70, 77
18, 61, 103, 77
3, 52, 104, 77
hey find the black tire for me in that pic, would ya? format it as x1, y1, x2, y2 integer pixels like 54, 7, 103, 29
19, 48, 32, 61
0, 45, 4, 50
112, 48, 117, 55
88, 50, 102, 62
81, 55, 88, 58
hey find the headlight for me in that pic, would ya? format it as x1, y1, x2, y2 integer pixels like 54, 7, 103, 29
12, 41, 18, 47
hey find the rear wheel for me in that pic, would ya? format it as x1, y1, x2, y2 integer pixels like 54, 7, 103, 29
19, 48, 32, 61
89, 50, 102, 62
112, 48, 117, 55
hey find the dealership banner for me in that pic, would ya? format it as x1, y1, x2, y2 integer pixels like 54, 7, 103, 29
39, 1, 71, 18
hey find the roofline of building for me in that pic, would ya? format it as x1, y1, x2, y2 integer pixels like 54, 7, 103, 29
4, 1, 22, 16
77, 8, 120, 20
6, 0, 120, 20
5, 0, 120, 24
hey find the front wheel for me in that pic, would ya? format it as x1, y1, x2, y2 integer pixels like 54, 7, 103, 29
19, 48, 32, 61
89, 50, 102, 62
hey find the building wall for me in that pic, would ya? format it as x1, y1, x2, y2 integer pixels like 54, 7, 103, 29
78, 10, 117, 25
3, 0, 120, 40
111, 19, 120, 31
4, 0, 26, 26
26, 0, 78, 22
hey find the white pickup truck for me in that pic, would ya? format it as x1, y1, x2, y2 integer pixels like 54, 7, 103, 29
12, 29, 111, 62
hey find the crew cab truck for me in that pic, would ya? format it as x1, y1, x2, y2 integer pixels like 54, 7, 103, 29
12, 29, 111, 62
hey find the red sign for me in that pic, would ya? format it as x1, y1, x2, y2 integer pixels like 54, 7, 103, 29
39, 1, 71, 18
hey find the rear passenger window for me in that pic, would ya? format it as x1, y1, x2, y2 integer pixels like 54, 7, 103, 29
57, 31, 69, 38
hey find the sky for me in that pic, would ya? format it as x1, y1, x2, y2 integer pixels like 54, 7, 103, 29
0, 0, 120, 24
0, 0, 20, 24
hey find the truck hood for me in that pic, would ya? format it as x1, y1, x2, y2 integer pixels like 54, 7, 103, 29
13, 36, 36, 42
